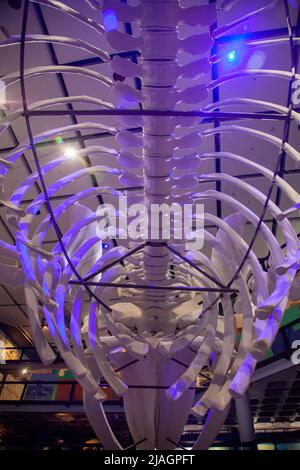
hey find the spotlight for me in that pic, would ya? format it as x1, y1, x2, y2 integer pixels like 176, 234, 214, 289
226, 49, 238, 64
64, 147, 77, 159
102, 242, 110, 249
22, 368, 28, 374
103, 10, 118, 32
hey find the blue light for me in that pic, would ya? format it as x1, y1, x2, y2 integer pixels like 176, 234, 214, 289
103, 9, 118, 32
102, 242, 110, 249
226, 49, 238, 64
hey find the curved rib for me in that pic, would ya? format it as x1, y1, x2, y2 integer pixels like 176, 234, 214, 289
0, 35, 109, 62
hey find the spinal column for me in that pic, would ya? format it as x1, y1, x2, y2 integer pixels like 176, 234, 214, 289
141, 0, 178, 286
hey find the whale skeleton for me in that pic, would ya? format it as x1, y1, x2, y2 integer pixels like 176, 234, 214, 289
0, 0, 299, 450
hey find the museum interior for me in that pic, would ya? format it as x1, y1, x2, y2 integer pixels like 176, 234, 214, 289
0, 0, 300, 451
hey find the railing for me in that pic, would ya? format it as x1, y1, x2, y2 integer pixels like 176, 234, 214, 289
0, 374, 123, 402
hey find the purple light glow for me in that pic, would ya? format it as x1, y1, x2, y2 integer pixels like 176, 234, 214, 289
167, 379, 186, 401
43, 306, 56, 338
247, 51, 266, 69
88, 303, 97, 349
103, 10, 118, 32
70, 295, 82, 347
55, 285, 68, 347
16, 240, 36, 282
